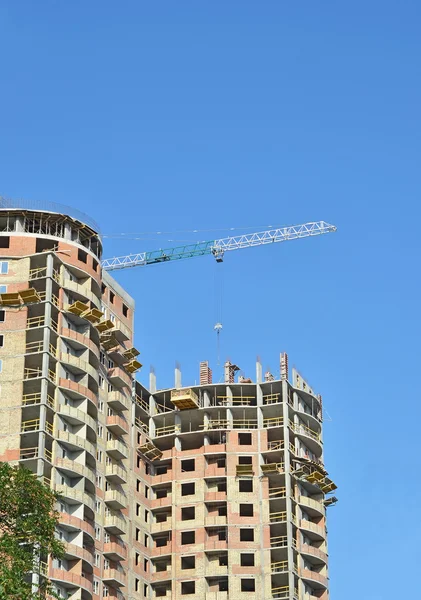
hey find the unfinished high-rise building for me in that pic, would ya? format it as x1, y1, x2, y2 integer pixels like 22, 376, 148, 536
0, 200, 337, 600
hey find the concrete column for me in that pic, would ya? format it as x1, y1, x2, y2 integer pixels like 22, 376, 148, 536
64, 223, 72, 240
175, 364, 181, 389
149, 370, 157, 394
15, 216, 24, 232
256, 384, 264, 429
256, 357, 262, 383
282, 380, 296, 597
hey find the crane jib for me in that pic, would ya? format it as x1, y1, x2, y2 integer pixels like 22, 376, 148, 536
101, 221, 337, 271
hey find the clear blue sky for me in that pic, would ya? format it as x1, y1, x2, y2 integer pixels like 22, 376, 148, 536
1, 2, 420, 597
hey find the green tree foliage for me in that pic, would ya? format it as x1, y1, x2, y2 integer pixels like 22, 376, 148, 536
0, 462, 64, 600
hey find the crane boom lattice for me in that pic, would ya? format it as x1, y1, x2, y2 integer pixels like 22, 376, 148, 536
101, 221, 336, 271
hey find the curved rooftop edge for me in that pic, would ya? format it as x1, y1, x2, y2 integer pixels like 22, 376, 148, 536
0, 195, 101, 236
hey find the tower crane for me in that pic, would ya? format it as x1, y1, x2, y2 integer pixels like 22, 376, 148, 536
101, 219, 336, 367
101, 221, 336, 271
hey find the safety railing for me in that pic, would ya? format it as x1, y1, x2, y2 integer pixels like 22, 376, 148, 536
269, 511, 287, 523
21, 419, 54, 435
271, 560, 288, 573
27, 316, 45, 329
38, 290, 60, 307
217, 395, 255, 405
264, 417, 284, 428
268, 486, 287, 498
155, 425, 179, 437
200, 420, 229, 430
289, 420, 321, 442
270, 535, 288, 548
263, 393, 281, 404
232, 419, 258, 429
135, 395, 149, 413
22, 393, 55, 408
135, 418, 149, 435
29, 267, 47, 280
271, 586, 299, 599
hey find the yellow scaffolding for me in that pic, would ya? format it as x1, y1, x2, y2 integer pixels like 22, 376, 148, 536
171, 388, 199, 410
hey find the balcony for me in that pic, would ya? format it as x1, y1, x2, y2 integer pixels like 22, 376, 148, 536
105, 490, 127, 510
205, 515, 227, 527
151, 539, 172, 557
106, 439, 128, 459
103, 541, 128, 561
64, 542, 94, 565
290, 420, 321, 440
299, 495, 325, 516
300, 519, 326, 540
108, 390, 130, 411
103, 568, 126, 587
57, 512, 95, 541
105, 513, 127, 535
59, 353, 98, 381
54, 457, 96, 486
61, 325, 99, 352
60, 278, 101, 307
57, 403, 96, 433
58, 378, 97, 407
299, 543, 328, 564
53, 484, 95, 512
105, 463, 127, 484
106, 415, 129, 436
57, 430, 96, 458
112, 318, 131, 342
49, 568, 93, 594
299, 568, 329, 588
151, 519, 172, 534
108, 366, 131, 388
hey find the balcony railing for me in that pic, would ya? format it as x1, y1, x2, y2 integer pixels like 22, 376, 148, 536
23, 368, 55, 383
22, 392, 55, 408
264, 417, 284, 428
200, 420, 229, 430
289, 420, 321, 442
268, 486, 286, 498
232, 419, 258, 429
135, 394, 149, 413
19, 446, 52, 461
271, 586, 299, 599
217, 395, 255, 406
155, 425, 179, 437
263, 393, 281, 404
21, 419, 54, 435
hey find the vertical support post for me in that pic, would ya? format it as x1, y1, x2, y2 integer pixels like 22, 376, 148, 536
175, 363, 181, 389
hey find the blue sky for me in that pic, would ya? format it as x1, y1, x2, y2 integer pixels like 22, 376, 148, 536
1, 1, 420, 597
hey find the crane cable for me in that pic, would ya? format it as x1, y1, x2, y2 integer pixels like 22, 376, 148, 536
214, 261, 223, 366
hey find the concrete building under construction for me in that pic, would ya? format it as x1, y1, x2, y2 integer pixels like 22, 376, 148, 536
0, 200, 337, 600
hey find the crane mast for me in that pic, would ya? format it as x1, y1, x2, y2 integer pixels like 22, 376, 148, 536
101, 221, 336, 272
